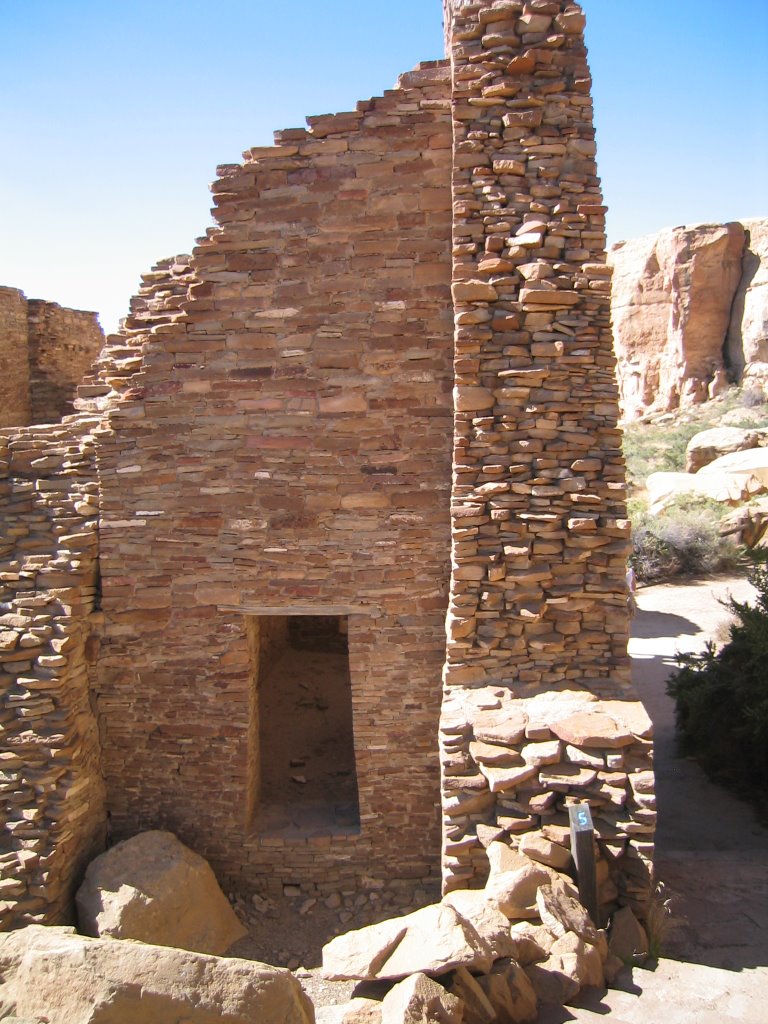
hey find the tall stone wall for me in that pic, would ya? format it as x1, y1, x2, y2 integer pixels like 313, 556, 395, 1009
0, 421, 106, 928
0, 287, 32, 428
438, 0, 652, 911
0, 289, 104, 428
80, 63, 455, 903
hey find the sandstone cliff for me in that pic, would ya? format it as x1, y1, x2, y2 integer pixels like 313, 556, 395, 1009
610, 219, 768, 419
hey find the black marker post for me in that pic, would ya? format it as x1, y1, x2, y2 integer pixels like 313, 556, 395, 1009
568, 802, 599, 927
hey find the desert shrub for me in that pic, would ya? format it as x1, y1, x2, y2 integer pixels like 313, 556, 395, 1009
630, 498, 740, 584
667, 556, 768, 821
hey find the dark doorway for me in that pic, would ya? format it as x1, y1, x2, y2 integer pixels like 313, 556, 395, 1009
248, 615, 360, 836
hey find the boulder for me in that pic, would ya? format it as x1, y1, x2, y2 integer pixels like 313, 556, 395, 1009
75, 830, 247, 956
720, 497, 768, 547
381, 973, 463, 1024
698, 445, 768, 486
0, 925, 314, 1024
322, 901, 501, 982
608, 906, 649, 963
685, 426, 762, 473
535, 885, 599, 947
610, 222, 746, 420
484, 844, 568, 920
646, 469, 763, 514
477, 960, 539, 1023
448, 966, 496, 1024
524, 961, 580, 1006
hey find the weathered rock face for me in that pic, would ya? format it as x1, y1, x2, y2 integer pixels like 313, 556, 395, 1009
75, 830, 247, 955
0, 925, 315, 1024
611, 218, 768, 419
610, 223, 747, 420
728, 218, 768, 381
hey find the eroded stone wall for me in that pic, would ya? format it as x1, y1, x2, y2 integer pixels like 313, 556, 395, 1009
0, 288, 104, 428
27, 301, 105, 424
438, 0, 652, 909
80, 63, 455, 903
0, 287, 32, 428
0, 421, 106, 927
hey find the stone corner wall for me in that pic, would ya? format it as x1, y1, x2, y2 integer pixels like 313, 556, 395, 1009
0, 417, 106, 929
0, 287, 32, 428
439, 0, 653, 914
0, 288, 105, 429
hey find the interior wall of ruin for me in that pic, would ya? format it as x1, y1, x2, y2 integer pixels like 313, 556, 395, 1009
438, 0, 653, 910
0, 287, 104, 428
80, 62, 455, 901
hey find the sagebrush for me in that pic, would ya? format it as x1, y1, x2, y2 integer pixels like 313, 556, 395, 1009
666, 557, 768, 822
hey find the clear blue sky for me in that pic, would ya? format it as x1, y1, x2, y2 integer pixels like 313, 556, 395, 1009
1, 0, 766, 333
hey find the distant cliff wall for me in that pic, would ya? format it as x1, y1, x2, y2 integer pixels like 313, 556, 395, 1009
610, 219, 768, 419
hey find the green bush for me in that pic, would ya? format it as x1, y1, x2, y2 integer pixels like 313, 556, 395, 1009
630, 498, 740, 584
667, 557, 768, 822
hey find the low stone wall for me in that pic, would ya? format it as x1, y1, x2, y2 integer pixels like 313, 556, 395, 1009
0, 420, 106, 928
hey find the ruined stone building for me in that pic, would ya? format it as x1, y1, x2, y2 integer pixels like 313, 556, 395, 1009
0, 0, 654, 933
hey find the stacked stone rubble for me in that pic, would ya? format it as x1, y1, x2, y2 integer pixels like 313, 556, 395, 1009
439, 0, 649, 897
0, 421, 106, 927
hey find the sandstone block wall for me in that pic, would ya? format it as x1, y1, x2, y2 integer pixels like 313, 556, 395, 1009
78, 63, 455, 902
439, 0, 648, 898
0, 421, 106, 927
0, 289, 104, 428
0, 288, 32, 428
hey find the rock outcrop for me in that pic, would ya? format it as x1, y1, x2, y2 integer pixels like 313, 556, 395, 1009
75, 830, 247, 955
610, 223, 746, 419
611, 218, 768, 419
0, 925, 314, 1024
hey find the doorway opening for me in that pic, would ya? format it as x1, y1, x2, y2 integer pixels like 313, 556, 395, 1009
247, 614, 360, 837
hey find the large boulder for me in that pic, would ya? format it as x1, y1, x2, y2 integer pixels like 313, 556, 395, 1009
684, 426, 762, 473
610, 222, 746, 419
322, 901, 505, 982
0, 925, 314, 1024
75, 830, 247, 955
698, 445, 768, 486
646, 469, 763, 514
380, 973, 463, 1024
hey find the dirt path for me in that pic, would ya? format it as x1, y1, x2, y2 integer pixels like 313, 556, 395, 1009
630, 573, 768, 970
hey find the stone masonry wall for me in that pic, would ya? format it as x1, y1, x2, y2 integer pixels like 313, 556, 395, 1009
0, 420, 106, 928
0, 288, 104, 428
78, 63, 455, 904
0, 288, 32, 428
439, 0, 653, 909
26, 301, 105, 425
